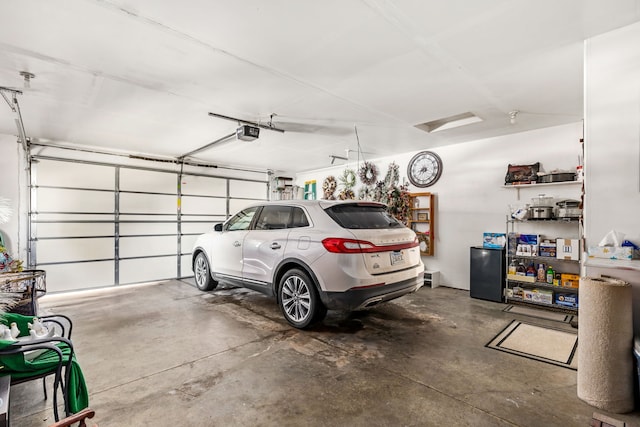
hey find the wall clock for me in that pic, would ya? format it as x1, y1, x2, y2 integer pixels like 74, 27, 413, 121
407, 151, 443, 187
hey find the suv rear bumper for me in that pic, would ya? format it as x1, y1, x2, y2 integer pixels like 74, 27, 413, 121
320, 273, 424, 311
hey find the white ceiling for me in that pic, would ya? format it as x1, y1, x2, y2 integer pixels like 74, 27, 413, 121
1, 1, 639, 173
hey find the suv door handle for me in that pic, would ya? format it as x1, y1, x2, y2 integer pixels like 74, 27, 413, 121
270, 242, 282, 250
233, 241, 241, 247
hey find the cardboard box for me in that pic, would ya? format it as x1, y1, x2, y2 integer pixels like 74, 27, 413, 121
587, 246, 639, 260
555, 292, 578, 308
556, 238, 581, 261
507, 274, 535, 283
539, 240, 557, 258
511, 286, 524, 299
560, 273, 580, 288
522, 289, 534, 301
531, 289, 553, 305
523, 288, 553, 305
483, 232, 506, 249
516, 234, 540, 257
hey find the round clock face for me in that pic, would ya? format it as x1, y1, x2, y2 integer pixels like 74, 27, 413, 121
407, 151, 443, 187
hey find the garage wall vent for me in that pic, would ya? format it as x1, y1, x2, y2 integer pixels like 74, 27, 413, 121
415, 112, 482, 133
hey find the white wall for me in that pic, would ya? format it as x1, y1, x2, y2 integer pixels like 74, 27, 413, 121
584, 21, 640, 246
584, 21, 640, 333
297, 122, 584, 290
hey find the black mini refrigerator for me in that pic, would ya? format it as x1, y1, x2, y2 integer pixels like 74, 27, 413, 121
469, 246, 505, 302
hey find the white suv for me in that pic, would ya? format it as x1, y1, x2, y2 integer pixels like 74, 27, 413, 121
192, 200, 424, 328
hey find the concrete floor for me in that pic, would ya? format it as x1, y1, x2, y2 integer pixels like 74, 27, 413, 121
7, 280, 640, 427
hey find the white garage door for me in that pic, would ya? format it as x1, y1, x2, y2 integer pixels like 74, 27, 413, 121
30, 156, 267, 292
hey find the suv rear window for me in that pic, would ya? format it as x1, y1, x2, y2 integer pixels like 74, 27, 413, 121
324, 204, 403, 229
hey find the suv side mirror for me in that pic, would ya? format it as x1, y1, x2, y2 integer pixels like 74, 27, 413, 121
214, 223, 223, 232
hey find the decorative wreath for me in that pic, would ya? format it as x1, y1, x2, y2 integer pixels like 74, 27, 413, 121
338, 189, 355, 200
339, 168, 356, 190
358, 185, 374, 201
372, 181, 387, 204
358, 161, 378, 186
384, 162, 400, 188
322, 176, 337, 191
386, 183, 411, 225
322, 176, 337, 200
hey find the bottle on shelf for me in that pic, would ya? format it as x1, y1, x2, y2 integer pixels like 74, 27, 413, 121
537, 263, 546, 281
526, 263, 536, 277
516, 261, 526, 276
508, 259, 518, 275
546, 265, 555, 284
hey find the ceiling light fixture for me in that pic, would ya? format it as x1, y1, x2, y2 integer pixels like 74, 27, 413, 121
509, 110, 519, 124
415, 112, 483, 133
19, 71, 35, 89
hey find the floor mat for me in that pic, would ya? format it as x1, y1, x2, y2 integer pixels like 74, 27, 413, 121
486, 320, 578, 370
502, 304, 574, 323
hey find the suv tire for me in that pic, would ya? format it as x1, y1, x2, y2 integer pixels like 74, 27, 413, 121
278, 268, 326, 329
194, 252, 218, 291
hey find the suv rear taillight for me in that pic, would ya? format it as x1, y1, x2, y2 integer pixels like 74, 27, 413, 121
322, 237, 418, 254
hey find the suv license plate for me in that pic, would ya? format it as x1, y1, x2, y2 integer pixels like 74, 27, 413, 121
390, 251, 404, 265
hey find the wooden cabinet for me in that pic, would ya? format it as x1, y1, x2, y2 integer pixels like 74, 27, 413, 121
408, 192, 435, 256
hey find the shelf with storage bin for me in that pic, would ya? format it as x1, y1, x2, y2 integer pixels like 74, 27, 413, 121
503, 180, 582, 201
507, 275, 578, 292
505, 297, 578, 314
407, 192, 435, 256
505, 216, 581, 313
503, 181, 582, 188
272, 176, 294, 200
423, 270, 440, 288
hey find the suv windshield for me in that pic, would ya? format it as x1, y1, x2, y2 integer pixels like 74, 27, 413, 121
324, 204, 403, 229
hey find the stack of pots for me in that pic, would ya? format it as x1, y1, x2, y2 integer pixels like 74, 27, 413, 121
528, 194, 554, 220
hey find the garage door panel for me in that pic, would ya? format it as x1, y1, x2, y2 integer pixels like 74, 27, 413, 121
181, 255, 193, 276
119, 214, 175, 221
31, 156, 268, 290
229, 180, 267, 199
181, 196, 226, 215
44, 261, 115, 292
181, 222, 218, 235
120, 193, 176, 214
181, 235, 199, 253
119, 235, 177, 258
36, 222, 114, 238
119, 257, 177, 284
35, 160, 114, 190
37, 238, 113, 264
181, 175, 226, 197
119, 222, 177, 235
120, 169, 176, 193
181, 215, 224, 222
37, 188, 114, 213
229, 198, 262, 214
36, 213, 114, 222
